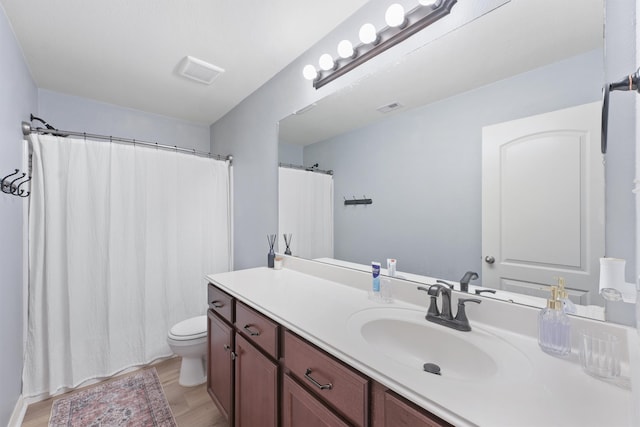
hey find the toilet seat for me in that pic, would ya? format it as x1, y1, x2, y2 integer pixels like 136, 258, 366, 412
168, 315, 207, 341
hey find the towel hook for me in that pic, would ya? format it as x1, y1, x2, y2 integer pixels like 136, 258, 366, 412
1, 169, 20, 193
8, 172, 26, 194
15, 176, 31, 197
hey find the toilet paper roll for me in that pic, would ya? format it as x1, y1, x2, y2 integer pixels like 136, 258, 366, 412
599, 257, 626, 300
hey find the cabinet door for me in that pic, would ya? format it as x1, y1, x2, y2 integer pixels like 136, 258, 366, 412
384, 391, 452, 427
207, 310, 234, 423
234, 334, 278, 427
282, 374, 349, 427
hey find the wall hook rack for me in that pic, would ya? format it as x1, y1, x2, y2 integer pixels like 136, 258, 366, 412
344, 195, 373, 206
1, 168, 31, 197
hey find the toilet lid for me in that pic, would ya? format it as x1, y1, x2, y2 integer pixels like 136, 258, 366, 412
169, 315, 207, 340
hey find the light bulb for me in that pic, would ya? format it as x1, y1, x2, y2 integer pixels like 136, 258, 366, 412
359, 23, 378, 44
302, 64, 317, 80
385, 4, 406, 28
318, 54, 335, 71
418, 0, 441, 7
337, 40, 354, 59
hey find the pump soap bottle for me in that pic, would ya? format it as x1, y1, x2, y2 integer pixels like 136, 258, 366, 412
538, 285, 571, 356
556, 277, 577, 315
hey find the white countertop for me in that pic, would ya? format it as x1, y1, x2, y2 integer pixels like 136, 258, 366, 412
207, 262, 634, 427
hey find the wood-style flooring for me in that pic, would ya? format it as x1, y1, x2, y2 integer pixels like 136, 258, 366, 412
21, 357, 229, 427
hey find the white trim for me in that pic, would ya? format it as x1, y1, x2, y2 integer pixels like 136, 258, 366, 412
228, 163, 234, 271
8, 395, 27, 427
21, 138, 29, 364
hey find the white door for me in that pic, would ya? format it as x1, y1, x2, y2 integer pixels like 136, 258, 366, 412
482, 102, 604, 304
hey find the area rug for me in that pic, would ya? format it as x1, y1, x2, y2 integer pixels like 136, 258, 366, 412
49, 367, 177, 427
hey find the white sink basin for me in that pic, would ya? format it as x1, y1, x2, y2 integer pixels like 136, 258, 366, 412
347, 307, 532, 382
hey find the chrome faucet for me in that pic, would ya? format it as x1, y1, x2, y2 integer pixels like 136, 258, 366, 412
418, 284, 481, 332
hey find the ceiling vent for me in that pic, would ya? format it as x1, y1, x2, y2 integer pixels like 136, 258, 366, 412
377, 102, 404, 113
294, 103, 317, 115
178, 56, 224, 85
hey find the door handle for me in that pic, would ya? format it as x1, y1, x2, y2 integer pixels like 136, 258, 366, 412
484, 256, 495, 264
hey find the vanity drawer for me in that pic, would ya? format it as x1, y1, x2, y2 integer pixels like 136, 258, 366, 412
208, 284, 234, 323
235, 301, 279, 359
284, 330, 369, 427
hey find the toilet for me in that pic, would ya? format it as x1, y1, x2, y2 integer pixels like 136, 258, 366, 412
167, 315, 208, 386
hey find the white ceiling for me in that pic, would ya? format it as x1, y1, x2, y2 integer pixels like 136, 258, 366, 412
0, 0, 369, 124
279, 0, 604, 146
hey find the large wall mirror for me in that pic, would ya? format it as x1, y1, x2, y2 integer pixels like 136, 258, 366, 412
278, 0, 635, 321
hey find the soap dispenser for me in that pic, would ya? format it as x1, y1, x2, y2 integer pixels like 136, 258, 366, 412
538, 285, 571, 356
556, 277, 577, 315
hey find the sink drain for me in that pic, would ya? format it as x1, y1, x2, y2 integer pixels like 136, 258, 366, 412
423, 363, 441, 376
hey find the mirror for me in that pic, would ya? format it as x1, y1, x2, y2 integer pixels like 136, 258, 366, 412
278, 0, 632, 320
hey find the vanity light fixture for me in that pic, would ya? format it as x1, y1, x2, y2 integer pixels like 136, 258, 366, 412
303, 0, 456, 89
337, 40, 355, 59
385, 4, 407, 28
359, 23, 379, 44
319, 53, 335, 71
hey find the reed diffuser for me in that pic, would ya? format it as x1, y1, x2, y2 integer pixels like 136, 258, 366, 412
267, 234, 276, 268
283, 233, 292, 255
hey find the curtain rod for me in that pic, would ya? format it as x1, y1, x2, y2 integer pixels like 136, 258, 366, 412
21, 121, 232, 163
279, 162, 333, 175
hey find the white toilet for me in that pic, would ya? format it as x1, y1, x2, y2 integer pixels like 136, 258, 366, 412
167, 315, 208, 386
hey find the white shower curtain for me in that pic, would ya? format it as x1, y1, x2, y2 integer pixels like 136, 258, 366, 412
278, 167, 333, 259
24, 134, 231, 397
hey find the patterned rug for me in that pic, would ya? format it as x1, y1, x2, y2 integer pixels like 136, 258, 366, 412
49, 368, 177, 427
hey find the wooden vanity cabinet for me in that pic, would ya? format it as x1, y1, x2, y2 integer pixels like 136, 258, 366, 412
207, 310, 234, 422
371, 382, 452, 427
207, 283, 452, 427
283, 330, 369, 427
282, 373, 350, 427
233, 301, 280, 427
207, 285, 236, 424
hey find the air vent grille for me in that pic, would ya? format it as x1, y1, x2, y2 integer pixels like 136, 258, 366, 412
377, 102, 404, 113
178, 56, 224, 85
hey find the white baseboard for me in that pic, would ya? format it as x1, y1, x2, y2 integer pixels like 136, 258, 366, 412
8, 394, 27, 427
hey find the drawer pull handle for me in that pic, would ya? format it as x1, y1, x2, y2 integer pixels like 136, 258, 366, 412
243, 325, 260, 336
304, 369, 333, 390
211, 300, 224, 308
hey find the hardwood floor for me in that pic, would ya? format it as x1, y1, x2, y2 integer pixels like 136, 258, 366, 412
21, 357, 229, 427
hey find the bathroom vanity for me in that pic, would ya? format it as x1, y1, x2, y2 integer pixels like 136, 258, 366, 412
206, 256, 634, 426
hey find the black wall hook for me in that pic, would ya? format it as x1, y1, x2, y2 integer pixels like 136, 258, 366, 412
601, 67, 639, 154
1, 168, 31, 197
344, 195, 373, 205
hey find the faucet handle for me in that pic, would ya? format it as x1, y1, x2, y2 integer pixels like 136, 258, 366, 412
417, 286, 441, 317
454, 298, 481, 331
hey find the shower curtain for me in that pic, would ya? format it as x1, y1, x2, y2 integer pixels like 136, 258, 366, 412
278, 167, 333, 259
24, 134, 231, 397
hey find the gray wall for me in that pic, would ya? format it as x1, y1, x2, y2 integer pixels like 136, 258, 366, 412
304, 50, 611, 283
0, 4, 37, 425
278, 142, 303, 165
38, 90, 210, 152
